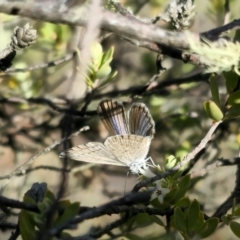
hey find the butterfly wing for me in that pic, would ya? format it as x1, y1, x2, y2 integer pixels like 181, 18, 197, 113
128, 103, 155, 137
97, 99, 129, 135
59, 142, 125, 166
104, 135, 151, 172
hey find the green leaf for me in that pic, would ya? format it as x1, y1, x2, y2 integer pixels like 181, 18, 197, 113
224, 104, 240, 119
91, 42, 103, 69
44, 190, 56, 203
150, 197, 165, 210
100, 46, 114, 67
174, 174, 191, 203
53, 202, 80, 227
85, 74, 94, 88
164, 187, 179, 203
227, 90, 240, 105
194, 212, 205, 233
172, 169, 184, 180
98, 70, 117, 88
96, 65, 112, 79
37, 198, 53, 213
223, 71, 239, 94
149, 215, 164, 226
203, 100, 223, 121
165, 155, 178, 169
209, 74, 220, 107
221, 215, 230, 225
19, 210, 37, 240
230, 221, 240, 238
198, 218, 219, 238
130, 213, 153, 228
187, 199, 200, 231
23, 196, 37, 205
174, 197, 191, 208
233, 207, 240, 216
33, 214, 45, 227
174, 207, 187, 233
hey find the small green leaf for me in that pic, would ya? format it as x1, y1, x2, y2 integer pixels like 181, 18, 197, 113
233, 207, 240, 216
91, 42, 103, 69
187, 200, 200, 231
44, 190, 56, 203
221, 215, 230, 225
37, 198, 53, 213
98, 70, 117, 88
227, 90, 240, 105
150, 197, 165, 210
19, 210, 37, 240
223, 71, 239, 94
164, 187, 179, 203
174, 207, 187, 233
173, 169, 184, 180
203, 100, 223, 121
174, 174, 191, 203
224, 104, 240, 119
198, 218, 219, 238
23, 196, 37, 205
174, 197, 191, 208
85, 74, 94, 88
33, 214, 45, 226
149, 215, 164, 226
100, 46, 114, 67
194, 212, 205, 233
230, 221, 240, 238
165, 155, 178, 169
96, 65, 112, 79
209, 74, 220, 107
53, 202, 80, 227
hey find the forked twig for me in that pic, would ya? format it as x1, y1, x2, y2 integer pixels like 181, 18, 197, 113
0, 126, 89, 181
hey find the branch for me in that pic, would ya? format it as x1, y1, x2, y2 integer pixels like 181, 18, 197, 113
0, 126, 89, 181
202, 19, 240, 39
3, 51, 75, 73
0, 1, 195, 50
49, 190, 153, 237
0, 195, 38, 212
132, 121, 222, 192
1, 3, 239, 67
213, 161, 240, 218
191, 158, 239, 178
94, 72, 209, 99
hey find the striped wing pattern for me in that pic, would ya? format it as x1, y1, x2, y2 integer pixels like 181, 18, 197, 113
97, 99, 129, 135
128, 103, 155, 137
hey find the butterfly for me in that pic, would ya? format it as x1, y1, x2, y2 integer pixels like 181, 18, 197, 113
60, 99, 155, 174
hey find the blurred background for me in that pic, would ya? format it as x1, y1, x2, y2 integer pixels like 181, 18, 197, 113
0, 0, 240, 239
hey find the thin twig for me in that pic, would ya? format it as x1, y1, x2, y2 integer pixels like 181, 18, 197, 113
213, 162, 240, 218
191, 158, 239, 178
49, 190, 153, 237
0, 126, 89, 181
0, 195, 39, 212
223, 0, 230, 25
132, 121, 222, 192
3, 52, 75, 73
202, 19, 240, 39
